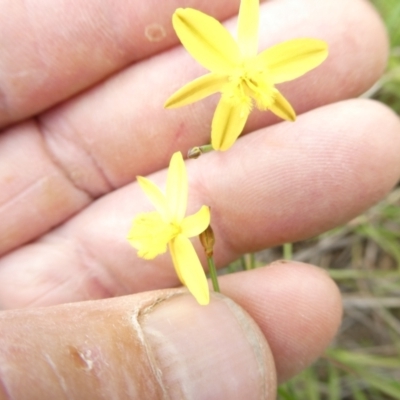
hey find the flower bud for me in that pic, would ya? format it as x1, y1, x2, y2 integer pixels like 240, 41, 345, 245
200, 225, 215, 258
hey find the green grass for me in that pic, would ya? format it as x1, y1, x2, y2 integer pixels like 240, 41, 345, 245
367, 0, 400, 114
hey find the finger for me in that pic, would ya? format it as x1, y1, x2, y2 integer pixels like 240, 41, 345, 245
0, 0, 240, 127
219, 262, 342, 382
0, 262, 341, 397
0, 0, 388, 255
0, 289, 276, 399
0, 99, 399, 308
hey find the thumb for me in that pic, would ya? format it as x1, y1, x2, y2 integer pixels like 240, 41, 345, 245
0, 290, 276, 399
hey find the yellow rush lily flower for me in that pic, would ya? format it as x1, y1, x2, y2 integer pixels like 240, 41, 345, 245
164, 0, 328, 151
127, 152, 211, 305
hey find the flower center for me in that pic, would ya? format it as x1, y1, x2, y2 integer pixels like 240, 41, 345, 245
225, 59, 276, 110
128, 212, 182, 259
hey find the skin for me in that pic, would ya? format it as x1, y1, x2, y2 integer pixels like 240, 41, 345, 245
0, 0, 399, 398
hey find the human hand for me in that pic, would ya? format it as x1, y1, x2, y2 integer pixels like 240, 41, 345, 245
0, 0, 399, 397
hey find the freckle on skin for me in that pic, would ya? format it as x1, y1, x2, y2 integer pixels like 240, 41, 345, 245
145, 24, 167, 42
2, 175, 15, 183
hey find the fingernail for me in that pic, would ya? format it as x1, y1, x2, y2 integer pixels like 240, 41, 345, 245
140, 292, 277, 399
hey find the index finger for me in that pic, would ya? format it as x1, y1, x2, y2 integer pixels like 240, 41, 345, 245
0, 0, 240, 127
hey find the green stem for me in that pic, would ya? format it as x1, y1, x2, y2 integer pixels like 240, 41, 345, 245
283, 243, 293, 260
207, 255, 220, 292
187, 144, 214, 159
243, 253, 256, 270
240, 255, 246, 271
199, 144, 214, 154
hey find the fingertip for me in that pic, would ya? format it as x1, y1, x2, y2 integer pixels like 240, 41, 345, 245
142, 292, 277, 399
220, 262, 342, 382
323, 0, 389, 98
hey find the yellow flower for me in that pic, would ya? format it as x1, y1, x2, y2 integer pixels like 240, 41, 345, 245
127, 152, 211, 305
164, 0, 328, 151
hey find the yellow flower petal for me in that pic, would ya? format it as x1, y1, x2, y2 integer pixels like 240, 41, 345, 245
173, 8, 241, 72
166, 152, 187, 223
164, 73, 228, 108
127, 212, 175, 259
137, 176, 169, 221
181, 205, 210, 238
169, 242, 185, 285
258, 38, 329, 84
211, 96, 250, 151
170, 234, 210, 305
269, 89, 296, 121
237, 0, 259, 58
